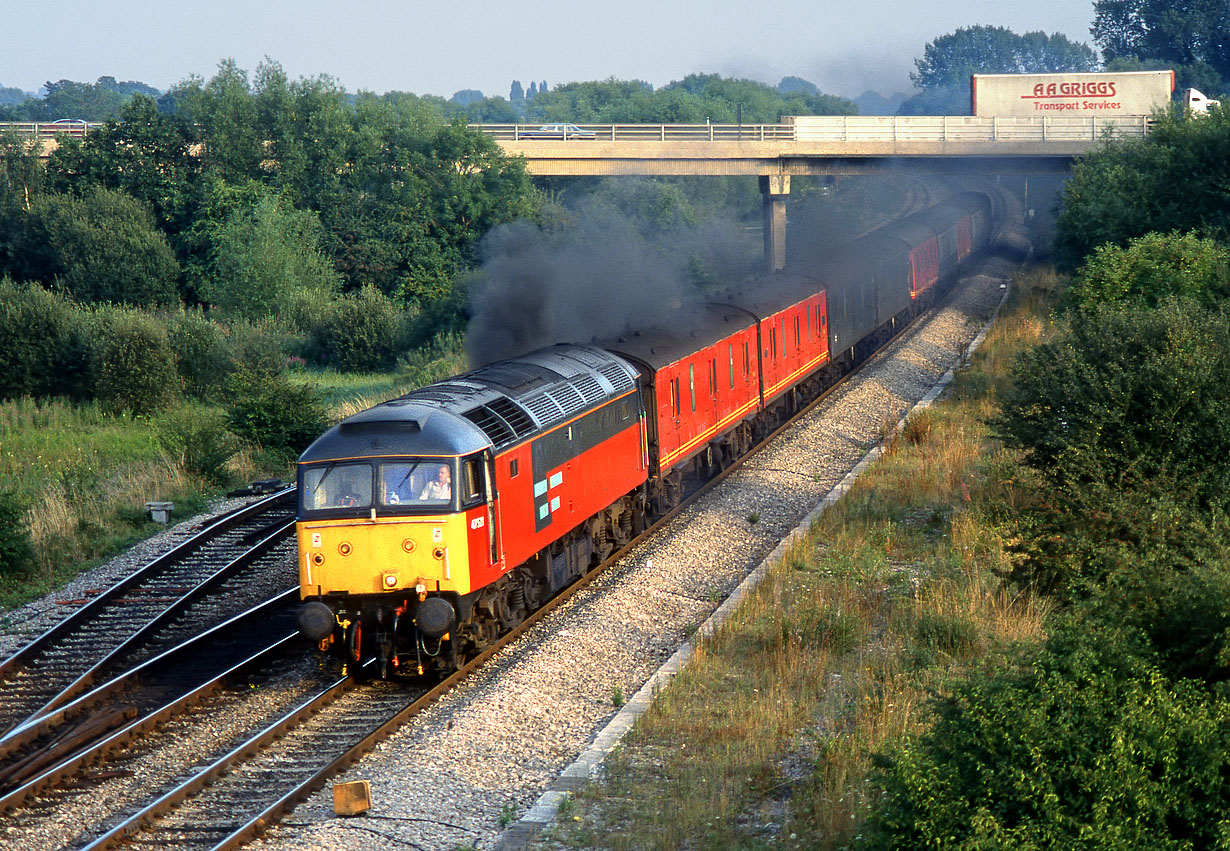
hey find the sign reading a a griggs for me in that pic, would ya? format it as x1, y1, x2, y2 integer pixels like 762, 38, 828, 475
971, 71, 1174, 117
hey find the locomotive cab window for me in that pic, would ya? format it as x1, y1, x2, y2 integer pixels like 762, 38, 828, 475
301, 461, 373, 511
300, 458, 460, 514
461, 454, 484, 508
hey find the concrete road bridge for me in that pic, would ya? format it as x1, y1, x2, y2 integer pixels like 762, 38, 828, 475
4, 115, 1149, 270
476, 115, 1150, 269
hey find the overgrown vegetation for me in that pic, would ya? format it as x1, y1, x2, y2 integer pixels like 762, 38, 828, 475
541, 108, 1230, 848
540, 269, 1058, 849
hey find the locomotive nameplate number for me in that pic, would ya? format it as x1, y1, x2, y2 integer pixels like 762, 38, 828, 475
433, 528, 443, 542
470, 516, 485, 530
312, 533, 321, 548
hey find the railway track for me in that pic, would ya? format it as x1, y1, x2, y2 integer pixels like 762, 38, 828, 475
0, 488, 297, 736
0, 590, 304, 811
34, 262, 955, 851
0, 213, 1019, 848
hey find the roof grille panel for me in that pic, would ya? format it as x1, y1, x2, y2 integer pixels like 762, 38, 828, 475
574, 375, 605, 406
598, 362, 635, 393
461, 406, 513, 445
547, 384, 586, 418
522, 394, 564, 426
486, 396, 536, 438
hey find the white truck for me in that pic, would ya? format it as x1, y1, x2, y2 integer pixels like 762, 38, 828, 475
971, 71, 1175, 117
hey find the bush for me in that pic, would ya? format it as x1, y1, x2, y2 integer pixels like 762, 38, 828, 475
0, 277, 88, 399
312, 285, 403, 372
0, 487, 33, 578
859, 627, 1230, 850
225, 365, 328, 461
992, 299, 1230, 512
1065, 231, 1230, 311
1004, 469, 1230, 592
155, 406, 239, 485
226, 318, 293, 379
165, 307, 232, 401
88, 307, 182, 414
16, 186, 180, 306
1054, 108, 1230, 269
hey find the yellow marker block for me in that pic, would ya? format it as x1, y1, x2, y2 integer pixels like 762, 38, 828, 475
333, 779, 372, 816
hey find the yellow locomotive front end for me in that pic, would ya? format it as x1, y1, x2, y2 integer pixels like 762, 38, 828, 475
295, 403, 502, 677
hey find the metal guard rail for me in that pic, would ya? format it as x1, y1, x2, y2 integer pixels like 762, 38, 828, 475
473, 115, 1154, 143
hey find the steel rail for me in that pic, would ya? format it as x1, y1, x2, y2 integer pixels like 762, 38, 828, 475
26, 517, 296, 723
0, 490, 296, 737
0, 589, 302, 813
0, 488, 294, 680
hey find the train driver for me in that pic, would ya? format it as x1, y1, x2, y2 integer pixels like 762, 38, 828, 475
419, 464, 452, 502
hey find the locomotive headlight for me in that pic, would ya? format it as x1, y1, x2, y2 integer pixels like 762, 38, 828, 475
338, 542, 352, 556
383, 572, 399, 589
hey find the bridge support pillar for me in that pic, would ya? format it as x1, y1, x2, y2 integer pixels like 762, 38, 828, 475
759, 174, 790, 273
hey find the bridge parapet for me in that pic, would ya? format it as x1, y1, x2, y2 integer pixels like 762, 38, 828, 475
473, 115, 1151, 145
0, 121, 96, 140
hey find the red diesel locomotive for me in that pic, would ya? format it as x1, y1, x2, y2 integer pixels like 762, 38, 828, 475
295, 191, 996, 675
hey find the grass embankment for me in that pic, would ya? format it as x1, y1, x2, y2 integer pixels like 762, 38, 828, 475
0, 342, 466, 613
539, 266, 1064, 850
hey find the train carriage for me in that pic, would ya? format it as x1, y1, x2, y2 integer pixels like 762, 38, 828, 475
295, 189, 1003, 676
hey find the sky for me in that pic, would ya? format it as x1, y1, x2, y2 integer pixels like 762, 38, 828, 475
3, 0, 1097, 100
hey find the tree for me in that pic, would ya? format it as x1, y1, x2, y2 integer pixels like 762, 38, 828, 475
463, 96, 521, 123
911, 26, 1098, 90
1065, 231, 1230, 310
510, 80, 524, 103
0, 133, 45, 273
45, 94, 201, 241
15, 186, 180, 306
34, 78, 127, 120
0, 84, 26, 106
528, 75, 854, 124
902, 26, 1098, 114
1054, 107, 1230, 267
197, 182, 339, 320
777, 76, 819, 95
165, 60, 262, 184
451, 89, 484, 106
1093, 0, 1230, 90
